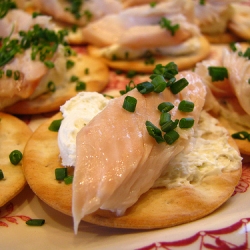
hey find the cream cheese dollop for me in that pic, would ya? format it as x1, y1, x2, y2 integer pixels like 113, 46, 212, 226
58, 92, 109, 166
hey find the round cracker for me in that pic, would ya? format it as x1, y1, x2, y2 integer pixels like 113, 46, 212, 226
87, 36, 211, 73
4, 54, 109, 115
23, 112, 241, 229
0, 112, 32, 207
203, 31, 241, 44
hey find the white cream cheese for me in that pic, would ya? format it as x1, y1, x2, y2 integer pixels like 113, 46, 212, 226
153, 111, 242, 189
58, 92, 109, 166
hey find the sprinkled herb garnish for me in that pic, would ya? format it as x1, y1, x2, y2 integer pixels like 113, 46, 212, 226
178, 100, 194, 112
159, 17, 180, 36
26, 219, 45, 226
75, 81, 86, 91
47, 81, 56, 92
0, 0, 16, 19
9, 150, 23, 165
55, 168, 73, 184
123, 96, 137, 112
208, 66, 228, 82
48, 119, 63, 132
199, 0, 206, 5
232, 131, 250, 141
0, 169, 4, 180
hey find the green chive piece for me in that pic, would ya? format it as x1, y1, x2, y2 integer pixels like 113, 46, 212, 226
123, 96, 137, 112
178, 100, 194, 112
229, 42, 237, 52
158, 102, 174, 113
75, 81, 86, 91
145, 121, 165, 143
164, 130, 180, 145
70, 75, 79, 82
64, 175, 73, 185
48, 119, 63, 132
66, 60, 75, 69
199, 0, 205, 5
159, 112, 171, 126
170, 78, 189, 94
208, 66, 228, 82
179, 117, 194, 129
161, 119, 179, 133
47, 81, 56, 92
248, 79, 250, 84
150, 1, 157, 7
151, 75, 167, 93
0, 169, 4, 180
14, 70, 20, 80
26, 219, 45, 226
159, 17, 179, 36
44, 61, 54, 68
6, 69, 12, 77
136, 81, 154, 94
243, 47, 250, 59
9, 150, 23, 165
151, 62, 178, 80
55, 168, 67, 180
120, 81, 136, 95
126, 70, 137, 78
84, 68, 89, 74
232, 131, 250, 140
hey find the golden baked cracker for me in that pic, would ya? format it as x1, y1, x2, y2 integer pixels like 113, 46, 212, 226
87, 36, 211, 73
4, 54, 109, 115
203, 32, 241, 44
0, 112, 32, 207
23, 111, 241, 229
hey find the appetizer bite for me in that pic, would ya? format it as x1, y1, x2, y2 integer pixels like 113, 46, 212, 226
22, 63, 242, 233
195, 42, 250, 154
0, 112, 32, 207
84, 1, 210, 73
0, 2, 109, 114
193, 0, 240, 43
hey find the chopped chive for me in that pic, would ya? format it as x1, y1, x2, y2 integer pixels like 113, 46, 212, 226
64, 175, 73, 185
158, 102, 174, 113
145, 121, 165, 143
84, 68, 89, 74
159, 17, 179, 36
151, 75, 167, 93
208, 66, 228, 82
170, 78, 189, 94
32, 12, 43, 18
178, 100, 194, 112
229, 42, 237, 52
151, 62, 178, 80
47, 81, 56, 92
48, 119, 63, 132
66, 60, 75, 69
161, 119, 179, 132
199, 0, 205, 5
0, 169, 4, 180
75, 81, 86, 91
26, 219, 45, 226
44, 61, 54, 68
55, 168, 67, 180
243, 47, 250, 59
14, 70, 20, 80
159, 112, 171, 126
123, 96, 137, 112
6, 69, 12, 77
248, 79, 250, 84
9, 150, 22, 165
150, 1, 157, 7
120, 81, 136, 95
126, 70, 137, 78
136, 81, 154, 94
164, 130, 179, 145
70, 75, 79, 82
232, 131, 250, 140
179, 117, 194, 129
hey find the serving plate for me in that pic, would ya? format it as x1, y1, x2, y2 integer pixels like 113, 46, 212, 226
2, 71, 250, 250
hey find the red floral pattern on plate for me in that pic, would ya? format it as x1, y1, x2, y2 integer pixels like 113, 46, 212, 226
138, 218, 250, 250
0, 203, 30, 227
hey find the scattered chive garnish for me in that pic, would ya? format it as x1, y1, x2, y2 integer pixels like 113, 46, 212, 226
47, 81, 56, 92
179, 117, 194, 129
9, 150, 22, 165
178, 100, 194, 112
136, 81, 154, 94
145, 121, 165, 143
26, 219, 45, 226
55, 168, 68, 181
75, 81, 86, 91
164, 130, 180, 145
123, 96, 137, 112
66, 60, 75, 69
232, 131, 250, 141
0, 169, 4, 180
64, 175, 73, 185
48, 119, 63, 132
170, 78, 189, 94
161, 119, 179, 133
158, 102, 174, 113
6, 69, 12, 77
0, 0, 17, 18
208, 66, 228, 82
159, 17, 180, 36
